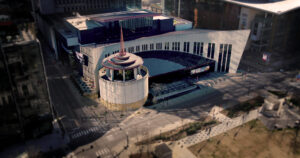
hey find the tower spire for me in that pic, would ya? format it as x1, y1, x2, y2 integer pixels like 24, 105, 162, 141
119, 26, 126, 56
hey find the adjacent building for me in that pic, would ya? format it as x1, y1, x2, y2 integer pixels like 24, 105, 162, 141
0, 26, 52, 149
31, 0, 141, 15
164, 0, 300, 54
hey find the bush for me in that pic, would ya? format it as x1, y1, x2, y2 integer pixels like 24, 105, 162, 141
290, 98, 300, 107
268, 90, 287, 98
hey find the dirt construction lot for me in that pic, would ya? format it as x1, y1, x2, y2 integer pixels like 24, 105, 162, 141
189, 120, 300, 158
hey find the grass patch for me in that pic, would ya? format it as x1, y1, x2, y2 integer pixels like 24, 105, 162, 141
223, 96, 264, 118
289, 96, 300, 107
189, 120, 300, 158
137, 120, 218, 145
268, 90, 287, 98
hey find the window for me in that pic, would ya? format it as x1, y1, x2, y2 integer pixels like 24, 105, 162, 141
172, 42, 175, 51
221, 44, 228, 72
184, 42, 190, 52
177, 42, 180, 51
128, 47, 134, 53
193, 42, 197, 54
217, 44, 223, 72
200, 42, 203, 56
164, 42, 169, 50
150, 43, 154, 50
2, 97, 6, 105
241, 13, 248, 29
225, 44, 232, 72
211, 43, 215, 59
142, 44, 148, 51
207, 43, 211, 58
253, 23, 258, 35
156, 43, 162, 50
22, 85, 29, 96
187, 42, 190, 52
207, 43, 215, 58
172, 42, 180, 51
193, 42, 202, 55
136, 45, 140, 52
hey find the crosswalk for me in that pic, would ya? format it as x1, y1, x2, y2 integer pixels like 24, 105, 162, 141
70, 124, 108, 139
95, 148, 112, 158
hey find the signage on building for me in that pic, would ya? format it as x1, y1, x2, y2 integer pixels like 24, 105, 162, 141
190, 66, 210, 75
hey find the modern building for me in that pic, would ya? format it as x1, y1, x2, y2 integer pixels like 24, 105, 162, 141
34, 2, 250, 99
35, 8, 197, 96
164, 0, 300, 54
81, 29, 250, 93
99, 29, 149, 110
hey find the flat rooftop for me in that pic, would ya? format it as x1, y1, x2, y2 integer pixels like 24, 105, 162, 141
153, 15, 170, 20
66, 17, 103, 30
224, 0, 300, 14
65, 10, 160, 30
89, 10, 160, 23
173, 16, 192, 25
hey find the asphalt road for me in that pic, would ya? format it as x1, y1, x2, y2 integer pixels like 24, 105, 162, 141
39, 37, 131, 149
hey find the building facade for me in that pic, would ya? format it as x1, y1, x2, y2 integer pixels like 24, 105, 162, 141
80, 29, 250, 93
0, 34, 53, 149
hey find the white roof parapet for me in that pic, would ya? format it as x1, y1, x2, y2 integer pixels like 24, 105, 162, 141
224, 0, 300, 15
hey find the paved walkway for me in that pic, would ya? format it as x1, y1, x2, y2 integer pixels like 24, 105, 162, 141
173, 107, 262, 158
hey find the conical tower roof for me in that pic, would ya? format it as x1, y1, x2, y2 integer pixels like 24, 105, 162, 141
102, 27, 143, 70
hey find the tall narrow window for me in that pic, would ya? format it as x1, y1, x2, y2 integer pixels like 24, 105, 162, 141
222, 44, 228, 72
193, 42, 197, 54
211, 43, 215, 59
207, 43, 211, 58
164, 42, 169, 50
197, 42, 200, 55
156, 43, 162, 50
225, 44, 232, 73
172, 42, 175, 51
217, 44, 223, 72
200, 42, 203, 56
150, 43, 154, 50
